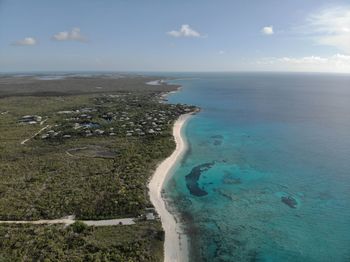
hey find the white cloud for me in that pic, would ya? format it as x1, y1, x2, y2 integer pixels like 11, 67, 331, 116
218, 50, 225, 55
52, 27, 86, 42
167, 24, 203, 38
13, 37, 37, 46
277, 56, 328, 64
261, 26, 274, 35
302, 6, 350, 53
255, 54, 350, 72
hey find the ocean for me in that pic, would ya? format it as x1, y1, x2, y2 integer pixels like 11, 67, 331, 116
164, 73, 350, 261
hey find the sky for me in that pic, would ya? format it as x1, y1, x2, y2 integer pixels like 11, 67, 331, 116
1, 0, 350, 73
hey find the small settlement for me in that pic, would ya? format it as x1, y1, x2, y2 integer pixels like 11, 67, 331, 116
19, 93, 196, 142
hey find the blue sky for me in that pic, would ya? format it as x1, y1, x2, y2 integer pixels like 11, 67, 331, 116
1, 0, 350, 72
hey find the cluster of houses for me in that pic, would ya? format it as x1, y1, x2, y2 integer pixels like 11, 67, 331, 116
20, 95, 196, 141
58, 107, 97, 120
41, 129, 61, 139
85, 105, 190, 139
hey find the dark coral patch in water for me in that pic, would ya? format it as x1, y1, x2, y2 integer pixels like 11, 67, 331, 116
281, 196, 298, 208
213, 140, 222, 146
185, 162, 214, 196
211, 135, 223, 139
211, 135, 223, 146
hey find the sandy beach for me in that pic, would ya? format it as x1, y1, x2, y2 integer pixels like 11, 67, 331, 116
149, 113, 193, 262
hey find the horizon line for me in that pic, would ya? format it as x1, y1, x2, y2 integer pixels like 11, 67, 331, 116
1, 70, 350, 76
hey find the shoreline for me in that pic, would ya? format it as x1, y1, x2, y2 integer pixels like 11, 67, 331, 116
149, 112, 194, 262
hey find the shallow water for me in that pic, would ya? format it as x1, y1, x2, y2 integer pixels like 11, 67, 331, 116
164, 73, 350, 262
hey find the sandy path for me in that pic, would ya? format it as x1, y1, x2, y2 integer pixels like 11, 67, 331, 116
20, 124, 50, 145
84, 218, 135, 226
0, 216, 135, 226
149, 113, 194, 262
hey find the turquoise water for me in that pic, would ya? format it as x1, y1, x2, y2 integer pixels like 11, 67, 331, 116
164, 73, 350, 262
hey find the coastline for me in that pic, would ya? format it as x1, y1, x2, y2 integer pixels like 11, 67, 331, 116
149, 112, 194, 262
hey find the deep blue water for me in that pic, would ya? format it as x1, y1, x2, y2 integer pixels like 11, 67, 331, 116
164, 73, 350, 262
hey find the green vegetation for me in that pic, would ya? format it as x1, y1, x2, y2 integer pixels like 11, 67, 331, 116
0, 75, 197, 261
0, 77, 195, 220
0, 221, 163, 261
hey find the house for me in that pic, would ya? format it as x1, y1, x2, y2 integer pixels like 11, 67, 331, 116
57, 110, 74, 114
94, 129, 105, 135
19, 115, 42, 124
146, 212, 155, 220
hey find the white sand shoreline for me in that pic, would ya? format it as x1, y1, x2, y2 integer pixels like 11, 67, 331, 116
149, 112, 194, 262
